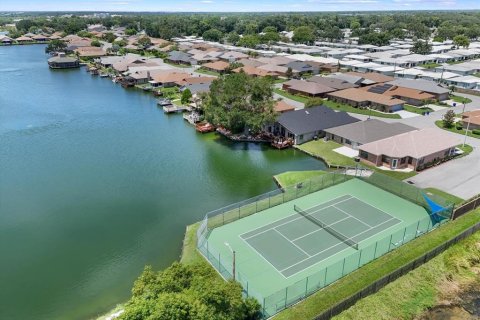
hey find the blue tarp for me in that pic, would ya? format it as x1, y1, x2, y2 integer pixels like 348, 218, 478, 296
422, 193, 449, 223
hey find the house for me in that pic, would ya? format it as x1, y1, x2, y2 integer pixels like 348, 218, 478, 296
274, 100, 295, 113
166, 51, 196, 65
386, 79, 450, 101
31, 34, 49, 42
201, 61, 230, 74
271, 105, 360, 145
180, 82, 211, 95
232, 65, 277, 78
258, 64, 289, 77
345, 71, 394, 84
74, 46, 107, 58
285, 61, 320, 75
16, 36, 33, 43
461, 110, 480, 130
219, 51, 249, 62
47, 53, 80, 69
327, 88, 405, 113
175, 76, 215, 87
149, 72, 190, 87
324, 119, 416, 149
444, 76, 480, 90
307, 76, 358, 90
87, 24, 107, 32
0, 35, 13, 45
282, 79, 336, 97
359, 128, 460, 170
363, 84, 435, 106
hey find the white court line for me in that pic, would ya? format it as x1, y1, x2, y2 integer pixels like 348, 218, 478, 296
240, 231, 289, 279
279, 216, 402, 277
239, 195, 353, 241
349, 195, 403, 224
333, 204, 373, 228
291, 215, 351, 242
273, 228, 312, 257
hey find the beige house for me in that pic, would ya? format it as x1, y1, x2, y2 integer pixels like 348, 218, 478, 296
462, 110, 480, 130
359, 128, 460, 171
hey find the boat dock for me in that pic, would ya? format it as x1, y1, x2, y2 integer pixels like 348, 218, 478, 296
163, 105, 188, 113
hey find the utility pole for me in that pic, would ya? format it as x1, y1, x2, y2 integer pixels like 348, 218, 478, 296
463, 117, 471, 147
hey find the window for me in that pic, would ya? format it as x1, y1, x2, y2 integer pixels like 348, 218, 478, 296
418, 157, 424, 165
381, 155, 390, 163
345, 139, 351, 145
400, 157, 406, 164
299, 134, 304, 140
360, 150, 368, 159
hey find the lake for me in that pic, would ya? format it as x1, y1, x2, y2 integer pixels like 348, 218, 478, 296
0, 45, 325, 320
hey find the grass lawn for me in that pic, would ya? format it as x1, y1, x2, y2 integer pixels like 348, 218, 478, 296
295, 140, 357, 167
403, 104, 433, 115
196, 68, 221, 77
423, 187, 464, 205
180, 222, 204, 264
422, 62, 441, 69
296, 140, 417, 180
273, 170, 327, 188
273, 88, 309, 104
450, 95, 472, 104
435, 120, 480, 139
164, 61, 191, 68
273, 78, 289, 84
333, 220, 480, 320
322, 100, 401, 119
274, 207, 480, 320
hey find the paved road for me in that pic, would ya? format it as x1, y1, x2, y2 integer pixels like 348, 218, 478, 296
351, 93, 480, 199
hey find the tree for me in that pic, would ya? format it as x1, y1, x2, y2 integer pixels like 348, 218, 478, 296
102, 32, 116, 43
443, 109, 456, 128
305, 98, 325, 108
260, 31, 280, 43
410, 40, 432, 55
90, 39, 101, 47
120, 263, 261, 320
262, 26, 277, 33
45, 39, 67, 53
125, 28, 137, 36
292, 26, 315, 44
202, 28, 223, 42
202, 73, 277, 134
237, 35, 260, 48
453, 35, 470, 48
285, 67, 293, 79
77, 30, 93, 38
181, 89, 193, 104
114, 39, 127, 47
227, 32, 240, 45
137, 36, 152, 48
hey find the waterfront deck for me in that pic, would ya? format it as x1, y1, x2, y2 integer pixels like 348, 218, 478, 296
163, 105, 188, 113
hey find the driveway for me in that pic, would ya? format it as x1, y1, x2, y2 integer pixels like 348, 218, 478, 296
351, 93, 480, 199
405, 93, 480, 199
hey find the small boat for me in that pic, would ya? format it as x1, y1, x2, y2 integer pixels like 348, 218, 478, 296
99, 73, 109, 78
195, 122, 215, 133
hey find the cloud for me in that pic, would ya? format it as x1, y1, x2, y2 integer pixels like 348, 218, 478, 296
308, 0, 379, 3
200, 0, 214, 3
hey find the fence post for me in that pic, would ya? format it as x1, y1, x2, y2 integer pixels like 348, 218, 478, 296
416, 220, 421, 237
324, 267, 328, 286
358, 249, 363, 268
373, 241, 379, 258
305, 277, 309, 296
388, 234, 393, 251
218, 253, 221, 272
222, 212, 225, 225
284, 287, 288, 308
207, 241, 209, 259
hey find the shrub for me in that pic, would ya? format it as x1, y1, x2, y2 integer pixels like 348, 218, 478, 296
472, 129, 480, 135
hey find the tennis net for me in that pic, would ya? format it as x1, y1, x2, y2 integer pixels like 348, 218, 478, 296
294, 204, 359, 250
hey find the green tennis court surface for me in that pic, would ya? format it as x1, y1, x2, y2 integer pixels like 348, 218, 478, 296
240, 195, 401, 277
205, 178, 431, 300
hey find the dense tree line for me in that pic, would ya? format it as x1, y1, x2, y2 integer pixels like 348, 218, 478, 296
120, 263, 261, 320
2, 12, 480, 46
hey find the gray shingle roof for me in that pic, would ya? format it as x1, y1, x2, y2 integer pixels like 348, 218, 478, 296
324, 119, 417, 145
386, 79, 449, 95
277, 105, 360, 135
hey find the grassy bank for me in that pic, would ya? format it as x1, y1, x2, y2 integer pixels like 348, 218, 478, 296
273, 170, 327, 188
424, 188, 464, 205
435, 120, 480, 139
403, 104, 433, 115
450, 95, 472, 104
295, 140, 417, 180
333, 224, 480, 320
273, 88, 309, 104
274, 208, 480, 320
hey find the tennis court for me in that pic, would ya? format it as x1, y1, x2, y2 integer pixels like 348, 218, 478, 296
198, 175, 452, 317
240, 195, 401, 277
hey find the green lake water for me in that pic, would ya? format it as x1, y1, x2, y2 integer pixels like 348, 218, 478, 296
0, 45, 325, 320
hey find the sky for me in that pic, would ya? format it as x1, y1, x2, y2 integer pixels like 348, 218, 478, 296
0, 0, 479, 12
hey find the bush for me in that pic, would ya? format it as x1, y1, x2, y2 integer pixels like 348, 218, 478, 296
472, 129, 480, 135
456, 124, 464, 130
